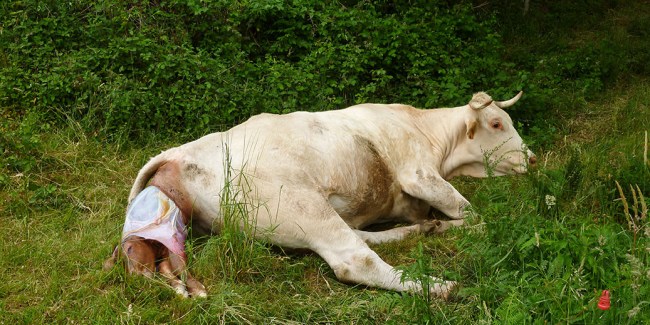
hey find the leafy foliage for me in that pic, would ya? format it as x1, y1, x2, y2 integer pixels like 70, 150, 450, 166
1, 0, 514, 141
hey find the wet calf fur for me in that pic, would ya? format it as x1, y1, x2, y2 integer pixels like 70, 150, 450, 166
104, 237, 207, 297
103, 180, 207, 298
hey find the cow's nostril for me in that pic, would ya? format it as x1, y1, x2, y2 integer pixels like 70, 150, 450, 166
529, 155, 537, 166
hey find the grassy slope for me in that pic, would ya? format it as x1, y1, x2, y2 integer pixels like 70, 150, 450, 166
1, 85, 648, 324
2, 5, 649, 325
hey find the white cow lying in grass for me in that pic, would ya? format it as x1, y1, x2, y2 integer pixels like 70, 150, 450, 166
105, 91, 535, 299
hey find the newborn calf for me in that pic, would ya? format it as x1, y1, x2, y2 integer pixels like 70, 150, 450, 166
103, 186, 206, 298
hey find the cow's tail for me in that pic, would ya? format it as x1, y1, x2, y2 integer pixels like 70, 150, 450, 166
128, 148, 178, 202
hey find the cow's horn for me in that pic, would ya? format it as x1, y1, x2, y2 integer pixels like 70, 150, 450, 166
495, 91, 523, 108
469, 92, 493, 110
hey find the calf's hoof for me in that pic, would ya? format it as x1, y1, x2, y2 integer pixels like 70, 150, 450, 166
187, 278, 208, 298
173, 285, 190, 298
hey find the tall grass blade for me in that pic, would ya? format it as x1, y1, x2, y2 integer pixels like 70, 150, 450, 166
637, 185, 647, 220
615, 181, 630, 219
643, 131, 648, 165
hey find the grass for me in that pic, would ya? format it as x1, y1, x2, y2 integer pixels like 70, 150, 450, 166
1, 81, 648, 323
2, 2, 650, 323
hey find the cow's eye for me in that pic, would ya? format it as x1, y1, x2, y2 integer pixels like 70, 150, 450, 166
492, 121, 501, 129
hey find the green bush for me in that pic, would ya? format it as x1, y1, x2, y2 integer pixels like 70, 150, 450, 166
1, 0, 515, 140
2, 0, 648, 146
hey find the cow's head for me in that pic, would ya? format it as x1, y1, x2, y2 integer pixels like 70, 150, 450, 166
454, 91, 536, 178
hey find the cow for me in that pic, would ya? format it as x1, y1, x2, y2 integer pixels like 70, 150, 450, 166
107, 91, 535, 299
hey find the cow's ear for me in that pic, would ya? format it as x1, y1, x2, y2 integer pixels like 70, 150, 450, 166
466, 118, 478, 139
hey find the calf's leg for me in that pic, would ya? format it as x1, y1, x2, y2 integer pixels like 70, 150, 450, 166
162, 251, 207, 298
157, 251, 189, 297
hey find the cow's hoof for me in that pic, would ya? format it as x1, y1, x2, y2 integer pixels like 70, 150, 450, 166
420, 219, 466, 234
431, 219, 466, 234
419, 220, 443, 234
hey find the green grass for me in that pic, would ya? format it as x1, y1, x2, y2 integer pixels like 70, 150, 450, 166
1, 82, 648, 323
2, 1, 650, 323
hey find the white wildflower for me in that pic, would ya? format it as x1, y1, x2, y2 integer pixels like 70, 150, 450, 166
124, 303, 133, 320
592, 246, 604, 256
545, 195, 556, 209
598, 235, 606, 246
628, 306, 640, 318
535, 232, 540, 247
625, 254, 643, 277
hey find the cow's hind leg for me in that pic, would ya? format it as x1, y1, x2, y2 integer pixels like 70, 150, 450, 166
315, 228, 455, 299
254, 185, 456, 299
305, 212, 455, 299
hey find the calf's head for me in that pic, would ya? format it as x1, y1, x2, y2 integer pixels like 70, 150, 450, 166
103, 237, 162, 277
459, 91, 536, 177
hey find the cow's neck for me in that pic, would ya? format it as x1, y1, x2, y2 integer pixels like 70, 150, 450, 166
414, 106, 469, 179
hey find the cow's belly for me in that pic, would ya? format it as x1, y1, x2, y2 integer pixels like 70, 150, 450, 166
287, 146, 400, 228
328, 184, 401, 229
317, 145, 400, 229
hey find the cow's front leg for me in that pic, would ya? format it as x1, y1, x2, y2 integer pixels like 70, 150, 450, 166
354, 220, 445, 245
400, 169, 470, 219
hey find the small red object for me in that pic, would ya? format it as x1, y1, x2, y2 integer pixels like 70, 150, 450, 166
597, 290, 610, 310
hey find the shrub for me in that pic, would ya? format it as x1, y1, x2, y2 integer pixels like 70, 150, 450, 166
0, 0, 513, 140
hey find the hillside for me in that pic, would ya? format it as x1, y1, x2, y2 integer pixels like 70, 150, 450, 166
1, 1, 649, 323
